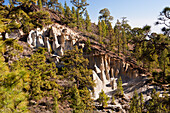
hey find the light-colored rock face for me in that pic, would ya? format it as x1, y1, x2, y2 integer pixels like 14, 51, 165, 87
36, 28, 43, 37
53, 34, 60, 55
27, 23, 79, 56
0, 33, 2, 38
94, 64, 101, 73
84, 52, 140, 99
27, 30, 34, 47
26, 23, 142, 100
36, 35, 44, 48
44, 37, 51, 53
92, 70, 103, 99
5, 29, 22, 39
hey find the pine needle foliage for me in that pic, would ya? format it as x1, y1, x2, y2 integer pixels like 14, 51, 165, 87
117, 76, 124, 96
61, 46, 95, 89
0, 39, 29, 112
97, 90, 110, 108
11, 48, 59, 100
70, 84, 85, 113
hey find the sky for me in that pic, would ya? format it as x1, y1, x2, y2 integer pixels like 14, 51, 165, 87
4, 0, 170, 33
60, 0, 169, 33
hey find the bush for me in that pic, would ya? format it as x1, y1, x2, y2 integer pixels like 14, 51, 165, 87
97, 90, 110, 108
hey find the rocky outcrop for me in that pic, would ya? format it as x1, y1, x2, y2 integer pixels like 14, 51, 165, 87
27, 23, 79, 56
4, 29, 24, 39
82, 44, 145, 99
25, 23, 148, 99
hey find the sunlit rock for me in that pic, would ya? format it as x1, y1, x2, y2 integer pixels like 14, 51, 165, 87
53, 34, 60, 54
5, 32, 9, 39
56, 46, 64, 56
92, 70, 103, 99
27, 30, 33, 47
44, 37, 51, 52
5, 30, 21, 39
36, 35, 44, 48
36, 28, 43, 37
94, 64, 101, 73
110, 78, 117, 90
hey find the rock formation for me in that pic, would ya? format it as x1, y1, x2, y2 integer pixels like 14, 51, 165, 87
52, 34, 60, 55
44, 37, 51, 53
26, 23, 148, 99
36, 35, 44, 48
4, 29, 22, 39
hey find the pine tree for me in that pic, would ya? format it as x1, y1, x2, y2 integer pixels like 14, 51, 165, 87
146, 89, 169, 113
107, 21, 115, 51
130, 90, 140, 113
84, 10, 91, 31
72, 6, 77, 20
2, 39, 23, 62
47, 0, 58, 10
147, 89, 162, 113
11, 48, 59, 100
78, 14, 85, 29
117, 76, 124, 96
99, 8, 113, 25
139, 93, 144, 112
64, 1, 67, 12
111, 95, 116, 105
29, 11, 52, 29
98, 20, 102, 42
79, 87, 94, 111
86, 38, 92, 52
114, 20, 123, 55
159, 48, 169, 83
58, 3, 65, 15
61, 46, 95, 89
70, 84, 85, 113
0, 69, 30, 113
97, 90, 110, 108
54, 97, 59, 113
0, 40, 29, 112
63, 1, 72, 25
120, 17, 130, 55
0, 18, 5, 32
101, 20, 107, 38
156, 7, 170, 38
68, 6, 77, 28
38, 0, 42, 9
64, 1, 71, 17
121, 28, 127, 54
70, 0, 89, 29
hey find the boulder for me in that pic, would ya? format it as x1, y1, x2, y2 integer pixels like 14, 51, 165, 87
5, 29, 21, 39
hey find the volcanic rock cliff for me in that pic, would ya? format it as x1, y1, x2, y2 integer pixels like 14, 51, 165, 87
4, 22, 167, 112
5, 23, 149, 99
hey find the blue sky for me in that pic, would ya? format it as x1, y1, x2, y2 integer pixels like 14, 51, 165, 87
61, 0, 169, 33
4, 0, 170, 33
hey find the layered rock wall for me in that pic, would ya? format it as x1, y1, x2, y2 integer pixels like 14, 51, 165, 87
27, 23, 79, 57
24, 23, 145, 99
